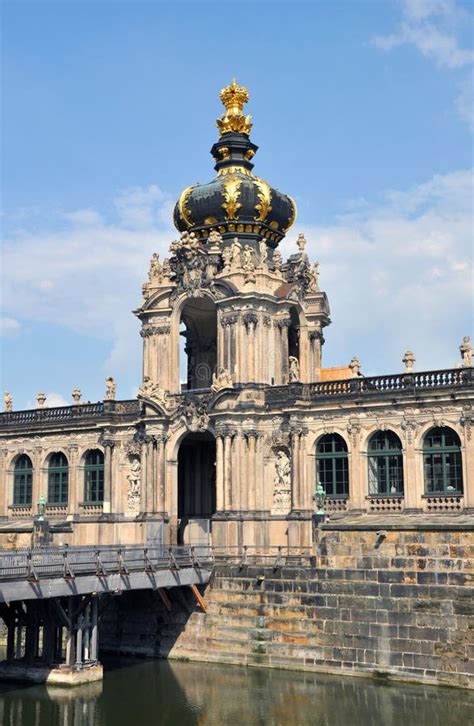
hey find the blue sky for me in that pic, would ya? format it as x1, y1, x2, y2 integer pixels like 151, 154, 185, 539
1, 0, 473, 408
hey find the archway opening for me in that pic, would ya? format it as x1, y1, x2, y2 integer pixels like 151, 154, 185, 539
180, 297, 217, 390
177, 431, 216, 544
288, 306, 300, 381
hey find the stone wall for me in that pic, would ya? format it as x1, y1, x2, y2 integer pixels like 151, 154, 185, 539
101, 524, 473, 689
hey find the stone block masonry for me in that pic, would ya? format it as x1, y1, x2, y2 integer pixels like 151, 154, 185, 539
100, 524, 473, 689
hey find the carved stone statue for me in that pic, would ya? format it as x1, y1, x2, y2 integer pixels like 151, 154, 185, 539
242, 245, 256, 281
126, 458, 141, 515
231, 237, 242, 268
222, 246, 233, 273
349, 356, 362, 378
272, 449, 291, 513
207, 228, 222, 246
138, 376, 169, 407
273, 249, 282, 272
3, 391, 12, 412
148, 253, 162, 281
402, 351, 416, 373
258, 239, 268, 269
460, 336, 472, 367
296, 233, 307, 253
36, 392, 46, 408
179, 397, 210, 433
211, 366, 233, 392
105, 376, 116, 400
289, 356, 300, 382
72, 388, 81, 405
308, 261, 320, 292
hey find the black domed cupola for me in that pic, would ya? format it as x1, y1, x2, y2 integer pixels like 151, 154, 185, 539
173, 80, 296, 250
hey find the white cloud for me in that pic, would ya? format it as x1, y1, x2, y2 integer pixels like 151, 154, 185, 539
283, 168, 473, 374
44, 392, 70, 408
0, 317, 21, 336
373, 0, 474, 126
2, 186, 176, 378
2, 172, 472, 391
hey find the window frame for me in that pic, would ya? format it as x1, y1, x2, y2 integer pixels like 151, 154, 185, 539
422, 427, 463, 495
13, 455, 33, 506
316, 434, 349, 498
367, 431, 404, 496
47, 452, 69, 505
83, 449, 104, 503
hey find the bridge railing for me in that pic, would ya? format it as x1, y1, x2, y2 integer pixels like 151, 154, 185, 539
0, 544, 214, 582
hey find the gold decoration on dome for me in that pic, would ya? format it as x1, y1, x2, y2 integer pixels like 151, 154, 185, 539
254, 176, 272, 222
244, 149, 255, 161
218, 146, 230, 160
217, 165, 252, 177
283, 194, 297, 232
222, 174, 242, 220
216, 79, 253, 136
178, 186, 194, 228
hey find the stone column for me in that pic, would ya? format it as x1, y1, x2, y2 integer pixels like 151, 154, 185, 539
67, 444, 79, 516
290, 429, 301, 510
154, 435, 167, 513
146, 437, 155, 514
0, 449, 7, 517
223, 432, 233, 511
140, 439, 148, 514
215, 434, 225, 512
299, 430, 311, 509
461, 412, 474, 509
101, 439, 115, 514
401, 419, 421, 510
347, 419, 363, 511
31, 445, 43, 512
246, 433, 257, 510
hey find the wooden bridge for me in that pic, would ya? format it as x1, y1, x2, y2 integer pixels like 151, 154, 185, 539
0, 545, 213, 684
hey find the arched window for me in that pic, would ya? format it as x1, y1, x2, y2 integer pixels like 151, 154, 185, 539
423, 427, 463, 494
48, 453, 69, 504
368, 431, 404, 496
316, 434, 349, 497
83, 450, 104, 503
13, 455, 33, 505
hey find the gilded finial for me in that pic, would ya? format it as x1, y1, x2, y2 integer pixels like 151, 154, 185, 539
217, 79, 252, 136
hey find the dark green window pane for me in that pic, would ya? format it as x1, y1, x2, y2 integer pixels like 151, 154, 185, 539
368, 431, 403, 495
84, 450, 105, 503
316, 434, 349, 497
423, 428, 463, 494
13, 455, 33, 505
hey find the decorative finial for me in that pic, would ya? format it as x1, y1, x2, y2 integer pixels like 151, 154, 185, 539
72, 388, 82, 405
105, 377, 116, 400
349, 356, 362, 378
460, 336, 472, 368
36, 392, 46, 408
216, 79, 252, 136
3, 391, 12, 412
402, 350, 416, 373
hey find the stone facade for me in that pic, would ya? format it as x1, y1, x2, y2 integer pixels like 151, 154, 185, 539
100, 521, 474, 689
0, 82, 473, 550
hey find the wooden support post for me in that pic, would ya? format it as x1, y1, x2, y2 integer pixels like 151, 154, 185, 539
15, 625, 23, 659
83, 604, 90, 661
65, 597, 75, 668
189, 584, 208, 613
157, 588, 172, 612
75, 617, 83, 666
6, 623, 15, 662
42, 602, 55, 665
90, 596, 98, 663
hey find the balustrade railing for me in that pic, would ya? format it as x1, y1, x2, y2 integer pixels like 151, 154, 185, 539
266, 367, 472, 404
0, 400, 141, 429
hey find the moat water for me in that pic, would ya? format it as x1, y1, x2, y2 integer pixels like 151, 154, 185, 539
0, 657, 472, 726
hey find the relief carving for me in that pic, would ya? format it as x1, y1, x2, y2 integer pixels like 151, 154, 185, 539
272, 449, 291, 514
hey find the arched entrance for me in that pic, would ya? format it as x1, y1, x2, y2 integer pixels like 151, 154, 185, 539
180, 297, 217, 390
177, 431, 216, 545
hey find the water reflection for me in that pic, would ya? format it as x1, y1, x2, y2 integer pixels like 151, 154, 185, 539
0, 658, 472, 726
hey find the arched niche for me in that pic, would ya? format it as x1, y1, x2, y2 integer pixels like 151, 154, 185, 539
180, 297, 217, 390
